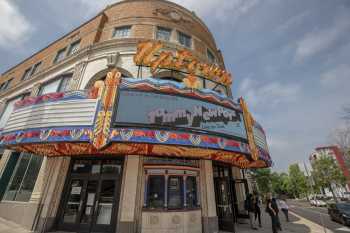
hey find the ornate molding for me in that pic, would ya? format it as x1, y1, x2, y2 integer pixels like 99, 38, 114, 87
68, 61, 87, 91
30, 83, 42, 97
106, 52, 120, 68
153, 8, 192, 25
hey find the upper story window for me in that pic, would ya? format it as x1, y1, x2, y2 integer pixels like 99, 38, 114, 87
178, 31, 192, 48
30, 62, 42, 76
207, 49, 216, 64
0, 78, 13, 92
156, 27, 171, 41
3, 152, 43, 202
67, 40, 81, 56
113, 26, 131, 38
0, 93, 29, 129
38, 73, 72, 95
21, 68, 32, 81
54, 47, 67, 64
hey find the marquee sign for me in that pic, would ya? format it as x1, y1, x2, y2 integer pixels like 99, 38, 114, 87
114, 89, 247, 140
134, 41, 233, 87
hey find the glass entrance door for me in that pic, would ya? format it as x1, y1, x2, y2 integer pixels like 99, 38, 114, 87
58, 159, 123, 233
213, 163, 236, 233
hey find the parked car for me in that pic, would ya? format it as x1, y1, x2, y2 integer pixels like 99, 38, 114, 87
310, 199, 327, 207
328, 203, 350, 225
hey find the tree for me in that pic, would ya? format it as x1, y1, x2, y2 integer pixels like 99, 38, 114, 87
331, 126, 350, 170
250, 168, 272, 195
288, 164, 308, 198
270, 172, 292, 196
311, 155, 346, 202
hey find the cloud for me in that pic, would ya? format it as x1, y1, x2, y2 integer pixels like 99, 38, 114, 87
75, 0, 116, 14
0, 0, 34, 48
294, 13, 350, 62
238, 78, 301, 108
320, 64, 350, 88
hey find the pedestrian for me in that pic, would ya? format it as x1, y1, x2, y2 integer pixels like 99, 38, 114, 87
254, 193, 262, 227
272, 197, 282, 231
279, 199, 289, 222
245, 193, 258, 230
266, 196, 278, 233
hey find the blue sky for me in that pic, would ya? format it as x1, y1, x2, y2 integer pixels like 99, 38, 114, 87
0, 0, 349, 171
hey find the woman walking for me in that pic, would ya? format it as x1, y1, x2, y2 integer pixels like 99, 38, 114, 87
266, 197, 278, 233
279, 199, 289, 222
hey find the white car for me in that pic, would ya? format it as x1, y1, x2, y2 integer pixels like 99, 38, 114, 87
311, 199, 327, 207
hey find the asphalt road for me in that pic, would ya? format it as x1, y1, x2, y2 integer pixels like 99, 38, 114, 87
288, 199, 350, 233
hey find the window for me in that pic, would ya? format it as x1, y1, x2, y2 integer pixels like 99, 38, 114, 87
21, 68, 32, 81
38, 74, 72, 95
167, 176, 183, 209
54, 47, 67, 63
156, 27, 171, 41
145, 168, 199, 210
147, 176, 165, 209
3, 152, 43, 202
186, 176, 198, 208
30, 62, 42, 76
113, 26, 131, 38
67, 40, 81, 56
0, 78, 13, 92
178, 31, 192, 48
0, 94, 28, 129
207, 49, 216, 64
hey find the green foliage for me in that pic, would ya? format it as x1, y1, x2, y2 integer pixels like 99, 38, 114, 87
311, 155, 346, 200
250, 168, 272, 195
288, 164, 308, 198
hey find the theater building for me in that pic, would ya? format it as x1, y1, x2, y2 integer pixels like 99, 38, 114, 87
0, 1, 272, 233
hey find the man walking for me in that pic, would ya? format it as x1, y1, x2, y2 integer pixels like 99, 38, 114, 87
245, 193, 258, 230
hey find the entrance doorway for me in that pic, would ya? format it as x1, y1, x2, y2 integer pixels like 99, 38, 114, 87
57, 158, 123, 233
213, 163, 236, 233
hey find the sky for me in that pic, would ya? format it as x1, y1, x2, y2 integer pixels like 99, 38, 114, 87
0, 0, 349, 172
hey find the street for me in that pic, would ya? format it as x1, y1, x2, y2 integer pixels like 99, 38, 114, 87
289, 199, 350, 233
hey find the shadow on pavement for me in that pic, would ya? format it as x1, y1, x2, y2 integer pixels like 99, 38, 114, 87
233, 212, 313, 233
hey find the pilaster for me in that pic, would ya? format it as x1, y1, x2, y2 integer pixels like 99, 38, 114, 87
200, 160, 218, 233
68, 61, 87, 90
118, 155, 141, 233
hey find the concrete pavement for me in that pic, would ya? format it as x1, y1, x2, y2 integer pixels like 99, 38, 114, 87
0, 209, 335, 233
0, 218, 31, 233
225, 210, 334, 233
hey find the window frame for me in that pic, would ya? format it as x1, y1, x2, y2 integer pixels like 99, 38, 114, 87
2, 152, 44, 202
30, 61, 42, 76
156, 26, 172, 41
38, 73, 72, 96
67, 39, 81, 56
0, 78, 13, 92
112, 26, 132, 39
207, 48, 216, 64
144, 167, 200, 211
54, 47, 67, 64
21, 67, 32, 81
0, 93, 29, 128
177, 31, 192, 48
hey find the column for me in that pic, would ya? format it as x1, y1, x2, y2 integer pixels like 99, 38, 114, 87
30, 83, 42, 97
200, 160, 218, 233
118, 155, 141, 233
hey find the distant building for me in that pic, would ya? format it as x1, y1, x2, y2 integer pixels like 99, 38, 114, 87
0, 1, 272, 233
309, 146, 350, 195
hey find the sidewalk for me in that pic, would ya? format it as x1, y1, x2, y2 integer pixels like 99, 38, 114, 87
0, 218, 31, 233
230, 210, 333, 233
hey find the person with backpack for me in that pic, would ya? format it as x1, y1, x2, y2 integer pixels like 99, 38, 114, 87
245, 193, 258, 230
